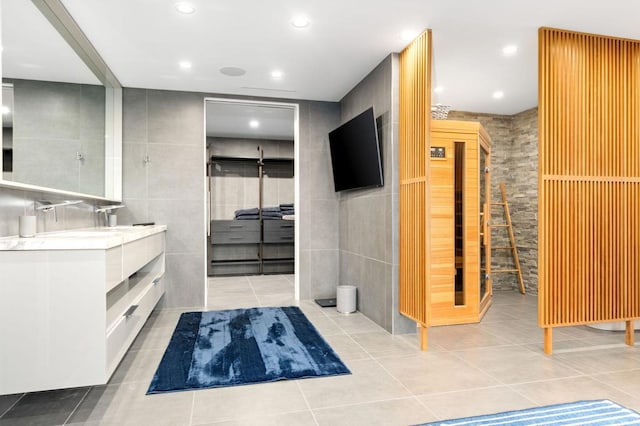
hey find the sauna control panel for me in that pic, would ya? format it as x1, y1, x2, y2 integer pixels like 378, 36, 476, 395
431, 146, 446, 158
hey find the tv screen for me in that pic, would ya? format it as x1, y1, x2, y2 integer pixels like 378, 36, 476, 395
328, 107, 383, 192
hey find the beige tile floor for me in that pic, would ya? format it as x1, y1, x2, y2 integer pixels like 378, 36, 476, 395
1, 274, 639, 425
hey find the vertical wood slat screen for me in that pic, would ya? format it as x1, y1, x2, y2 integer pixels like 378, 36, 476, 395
399, 30, 431, 328
539, 29, 640, 339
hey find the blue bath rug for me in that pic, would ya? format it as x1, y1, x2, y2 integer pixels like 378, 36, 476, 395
147, 306, 350, 394
417, 399, 640, 425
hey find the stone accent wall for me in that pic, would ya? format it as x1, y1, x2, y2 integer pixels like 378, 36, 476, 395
446, 108, 538, 293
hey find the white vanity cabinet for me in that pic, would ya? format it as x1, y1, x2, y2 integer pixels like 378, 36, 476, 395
0, 226, 166, 395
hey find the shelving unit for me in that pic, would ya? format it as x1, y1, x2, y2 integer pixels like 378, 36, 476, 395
207, 145, 294, 276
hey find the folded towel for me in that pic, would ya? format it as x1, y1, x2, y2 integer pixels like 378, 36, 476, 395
261, 206, 281, 213
235, 215, 260, 220
280, 203, 294, 208
262, 212, 283, 218
234, 207, 259, 216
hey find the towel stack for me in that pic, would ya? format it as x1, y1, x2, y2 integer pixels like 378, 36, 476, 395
234, 204, 295, 220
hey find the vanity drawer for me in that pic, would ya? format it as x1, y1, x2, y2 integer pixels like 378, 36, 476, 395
211, 220, 260, 233
123, 233, 164, 278
106, 277, 164, 376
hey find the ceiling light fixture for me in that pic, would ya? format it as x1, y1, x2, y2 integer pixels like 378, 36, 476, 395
249, 120, 260, 128
400, 30, 419, 42
492, 90, 504, 99
433, 86, 444, 93
291, 16, 310, 29
502, 44, 518, 56
271, 70, 284, 79
175, 2, 195, 14
179, 61, 192, 70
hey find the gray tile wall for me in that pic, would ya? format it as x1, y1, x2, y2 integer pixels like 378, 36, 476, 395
120, 88, 206, 308
338, 54, 413, 334
298, 101, 341, 300
120, 88, 341, 307
0, 186, 100, 237
9, 79, 106, 197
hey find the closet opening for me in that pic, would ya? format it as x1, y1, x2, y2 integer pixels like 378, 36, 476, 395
203, 98, 299, 301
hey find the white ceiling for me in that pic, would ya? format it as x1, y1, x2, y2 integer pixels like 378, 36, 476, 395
6, 0, 640, 118
2, 0, 99, 85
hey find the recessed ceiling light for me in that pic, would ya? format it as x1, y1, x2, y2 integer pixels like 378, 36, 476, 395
433, 86, 444, 93
219, 66, 246, 77
291, 16, 310, 28
502, 44, 518, 56
400, 30, 419, 42
175, 2, 195, 14
492, 90, 504, 99
271, 70, 284, 79
249, 120, 260, 128
179, 61, 192, 70
1, 106, 10, 115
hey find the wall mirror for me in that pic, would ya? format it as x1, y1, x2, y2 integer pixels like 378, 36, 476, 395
0, 0, 122, 201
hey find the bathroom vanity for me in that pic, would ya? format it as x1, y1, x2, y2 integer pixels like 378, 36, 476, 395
0, 225, 166, 395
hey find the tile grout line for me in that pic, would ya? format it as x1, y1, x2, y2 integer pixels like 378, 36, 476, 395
295, 381, 320, 426
588, 370, 640, 401
0, 393, 25, 419
188, 391, 196, 426
62, 387, 92, 425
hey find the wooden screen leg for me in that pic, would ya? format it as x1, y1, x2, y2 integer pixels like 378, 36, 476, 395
625, 321, 635, 346
543, 327, 553, 355
419, 324, 428, 351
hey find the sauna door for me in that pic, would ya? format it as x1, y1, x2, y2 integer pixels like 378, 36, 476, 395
429, 123, 494, 325
429, 133, 483, 325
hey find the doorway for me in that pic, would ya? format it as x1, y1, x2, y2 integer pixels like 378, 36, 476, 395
203, 98, 300, 301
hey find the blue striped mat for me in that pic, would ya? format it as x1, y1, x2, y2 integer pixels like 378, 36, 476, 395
419, 400, 640, 425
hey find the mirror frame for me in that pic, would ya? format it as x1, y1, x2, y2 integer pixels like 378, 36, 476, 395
0, 0, 122, 202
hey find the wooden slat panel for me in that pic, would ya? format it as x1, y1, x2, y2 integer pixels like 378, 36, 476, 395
399, 30, 431, 326
538, 28, 640, 335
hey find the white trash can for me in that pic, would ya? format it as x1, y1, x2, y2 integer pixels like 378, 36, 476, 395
336, 285, 357, 313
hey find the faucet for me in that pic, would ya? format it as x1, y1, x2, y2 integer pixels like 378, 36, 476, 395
95, 204, 125, 226
35, 200, 83, 222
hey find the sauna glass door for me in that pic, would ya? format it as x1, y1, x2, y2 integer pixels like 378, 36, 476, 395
479, 142, 491, 305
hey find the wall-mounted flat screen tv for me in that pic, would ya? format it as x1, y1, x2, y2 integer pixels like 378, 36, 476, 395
328, 107, 383, 192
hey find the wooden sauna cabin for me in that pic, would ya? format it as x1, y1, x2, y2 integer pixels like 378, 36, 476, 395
400, 120, 492, 348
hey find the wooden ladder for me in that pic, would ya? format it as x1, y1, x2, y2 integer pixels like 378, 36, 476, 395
490, 182, 525, 294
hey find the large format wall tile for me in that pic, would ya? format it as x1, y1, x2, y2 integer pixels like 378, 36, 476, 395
147, 144, 204, 200
163, 253, 205, 307
148, 199, 204, 254
123, 88, 148, 143
122, 142, 148, 199
147, 90, 204, 145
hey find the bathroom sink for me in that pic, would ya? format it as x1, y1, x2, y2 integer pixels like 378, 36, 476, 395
37, 230, 123, 238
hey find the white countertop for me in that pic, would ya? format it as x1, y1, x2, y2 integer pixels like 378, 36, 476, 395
0, 225, 167, 251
